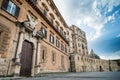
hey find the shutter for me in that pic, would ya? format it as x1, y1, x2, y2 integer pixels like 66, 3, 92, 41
49, 34, 51, 42
14, 6, 20, 18
1, 0, 9, 10
53, 36, 54, 43
45, 29, 47, 38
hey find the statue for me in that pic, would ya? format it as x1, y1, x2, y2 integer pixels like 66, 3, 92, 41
24, 14, 38, 29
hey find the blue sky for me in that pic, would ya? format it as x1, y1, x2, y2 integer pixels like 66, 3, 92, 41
54, 0, 120, 60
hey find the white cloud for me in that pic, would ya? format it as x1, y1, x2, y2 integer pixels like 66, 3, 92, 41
54, 0, 120, 42
100, 50, 120, 60
100, 55, 120, 60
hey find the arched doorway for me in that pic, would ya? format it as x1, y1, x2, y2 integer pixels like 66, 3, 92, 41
99, 66, 103, 72
20, 40, 33, 76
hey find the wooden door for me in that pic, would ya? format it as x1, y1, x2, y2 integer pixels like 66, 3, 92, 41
20, 41, 33, 76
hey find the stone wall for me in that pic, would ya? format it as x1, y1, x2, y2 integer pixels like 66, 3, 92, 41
0, 57, 8, 76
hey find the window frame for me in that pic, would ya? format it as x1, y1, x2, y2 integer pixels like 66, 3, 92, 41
52, 52, 56, 63
41, 27, 47, 38
1, 0, 20, 18
49, 34, 54, 44
61, 43, 64, 51
56, 39, 60, 48
42, 49, 45, 63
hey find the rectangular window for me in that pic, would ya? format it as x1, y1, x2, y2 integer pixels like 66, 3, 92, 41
56, 39, 60, 48
50, 34, 54, 44
82, 44, 84, 49
42, 50, 45, 63
43, 10, 47, 16
41, 27, 47, 38
60, 30, 63, 35
61, 44, 64, 51
1, 0, 20, 18
65, 46, 67, 53
52, 53, 56, 63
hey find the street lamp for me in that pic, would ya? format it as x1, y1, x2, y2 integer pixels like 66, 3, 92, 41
109, 59, 112, 71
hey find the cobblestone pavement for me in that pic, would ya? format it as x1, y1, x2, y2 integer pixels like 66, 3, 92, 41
1, 72, 120, 80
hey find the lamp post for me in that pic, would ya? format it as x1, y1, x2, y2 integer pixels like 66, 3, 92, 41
109, 59, 112, 71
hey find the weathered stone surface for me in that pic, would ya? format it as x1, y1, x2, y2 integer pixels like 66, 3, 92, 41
0, 58, 7, 76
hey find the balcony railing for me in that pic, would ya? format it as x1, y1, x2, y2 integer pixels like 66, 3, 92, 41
26, 0, 68, 43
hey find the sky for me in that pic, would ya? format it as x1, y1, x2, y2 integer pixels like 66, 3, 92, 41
53, 0, 120, 60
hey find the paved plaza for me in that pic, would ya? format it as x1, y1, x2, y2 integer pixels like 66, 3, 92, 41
22, 72, 120, 80
0, 72, 120, 80
20, 72, 120, 80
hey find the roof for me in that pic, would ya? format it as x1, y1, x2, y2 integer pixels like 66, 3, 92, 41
89, 49, 100, 59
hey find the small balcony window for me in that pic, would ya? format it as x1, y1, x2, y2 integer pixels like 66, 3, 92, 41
61, 44, 64, 51
50, 34, 54, 44
1, 0, 20, 18
56, 39, 60, 48
41, 27, 47, 38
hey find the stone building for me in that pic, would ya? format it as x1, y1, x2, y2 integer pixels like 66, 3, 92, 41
68, 25, 118, 72
110, 59, 120, 71
109, 60, 120, 71
68, 25, 89, 72
0, 0, 119, 77
0, 0, 69, 76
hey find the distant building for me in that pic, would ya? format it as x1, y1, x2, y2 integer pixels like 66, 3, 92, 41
89, 49, 100, 59
110, 59, 120, 71
68, 25, 118, 72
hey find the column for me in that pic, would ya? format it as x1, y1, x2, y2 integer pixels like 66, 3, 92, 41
35, 38, 40, 74
31, 43, 36, 76
14, 27, 25, 76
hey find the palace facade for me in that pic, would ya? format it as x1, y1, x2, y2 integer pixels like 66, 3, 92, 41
0, 0, 69, 76
0, 0, 119, 77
